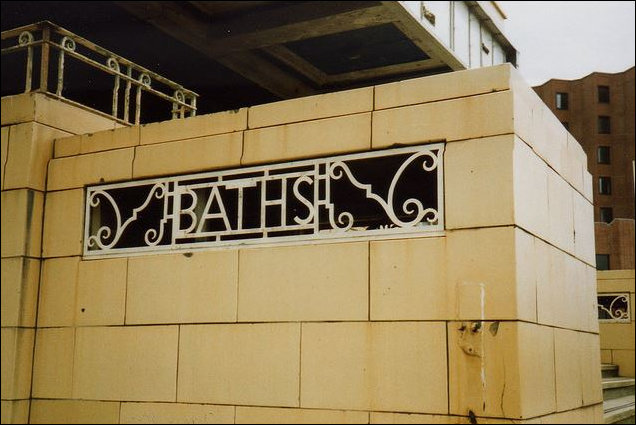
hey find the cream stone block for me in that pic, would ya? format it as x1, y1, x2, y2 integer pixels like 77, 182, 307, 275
446, 227, 531, 321
372, 91, 513, 149
547, 169, 575, 255
538, 246, 595, 332
140, 108, 247, 145
578, 258, 598, 332
54, 134, 81, 158
77, 258, 127, 325
0, 327, 34, 400
1, 93, 35, 126
582, 171, 593, 202
535, 239, 559, 327
513, 137, 549, 239
178, 323, 300, 406
536, 405, 601, 425
560, 404, 603, 424
0, 400, 30, 424
4, 122, 71, 191
73, 326, 178, 401
38, 257, 78, 327
236, 407, 369, 424
514, 230, 539, 322
121, 402, 235, 424
445, 135, 514, 229
238, 243, 367, 322
554, 329, 583, 411
1, 126, 8, 190
564, 134, 586, 194
612, 350, 635, 378
47, 147, 134, 190
127, 251, 237, 324
301, 322, 447, 413
449, 321, 555, 419
134, 132, 242, 178
249, 87, 373, 128
32, 328, 75, 398
600, 349, 612, 364
599, 322, 635, 350
1, 257, 39, 327
448, 321, 520, 418
370, 413, 448, 424
573, 191, 595, 266
33, 93, 119, 134
370, 237, 447, 320
242, 113, 371, 165
375, 63, 511, 110
582, 265, 600, 334
597, 277, 635, 293
558, 253, 585, 330
579, 332, 603, 405
531, 102, 569, 176
598, 269, 635, 280
42, 189, 84, 258
369, 412, 520, 424
511, 77, 569, 178
516, 323, 557, 418
591, 404, 604, 425
80, 125, 139, 154
30, 400, 120, 424
1, 189, 43, 258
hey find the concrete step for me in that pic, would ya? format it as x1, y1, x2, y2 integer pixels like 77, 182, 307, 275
603, 394, 635, 424
603, 363, 620, 378
603, 377, 636, 401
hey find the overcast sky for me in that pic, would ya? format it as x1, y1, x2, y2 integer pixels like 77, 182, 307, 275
499, 1, 635, 86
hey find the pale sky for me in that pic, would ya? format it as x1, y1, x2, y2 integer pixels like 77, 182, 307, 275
499, 1, 636, 86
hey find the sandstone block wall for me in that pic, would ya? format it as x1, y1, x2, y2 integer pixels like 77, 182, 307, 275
1, 64, 602, 423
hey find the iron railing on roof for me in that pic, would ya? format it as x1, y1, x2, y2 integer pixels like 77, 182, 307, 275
1, 21, 198, 125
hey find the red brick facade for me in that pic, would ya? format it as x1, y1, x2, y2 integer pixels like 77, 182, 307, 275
535, 68, 635, 269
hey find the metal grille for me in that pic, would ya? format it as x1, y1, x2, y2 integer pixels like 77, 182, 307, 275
84, 144, 445, 257
598, 293, 631, 323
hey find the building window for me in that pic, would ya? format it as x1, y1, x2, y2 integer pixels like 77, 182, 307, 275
600, 207, 613, 223
597, 146, 610, 164
561, 121, 569, 130
598, 85, 610, 103
596, 254, 610, 271
598, 177, 612, 195
598, 116, 611, 134
555, 92, 569, 110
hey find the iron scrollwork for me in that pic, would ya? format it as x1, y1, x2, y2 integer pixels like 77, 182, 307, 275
598, 293, 631, 322
84, 144, 445, 256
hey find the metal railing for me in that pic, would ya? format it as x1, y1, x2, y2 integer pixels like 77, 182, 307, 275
1, 21, 198, 125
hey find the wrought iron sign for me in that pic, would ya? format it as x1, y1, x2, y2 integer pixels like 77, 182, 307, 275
598, 293, 631, 323
84, 144, 444, 256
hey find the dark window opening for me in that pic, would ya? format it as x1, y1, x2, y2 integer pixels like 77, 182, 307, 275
597, 146, 610, 164
598, 85, 610, 103
598, 177, 612, 195
596, 254, 610, 271
556, 92, 569, 110
598, 116, 611, 134
600, 207, 613, 224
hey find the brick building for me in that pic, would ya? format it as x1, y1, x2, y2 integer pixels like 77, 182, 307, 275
534, 67, 636, 269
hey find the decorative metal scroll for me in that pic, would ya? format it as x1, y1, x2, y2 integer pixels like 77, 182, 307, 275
84, 144, 444, 256
598, 293, 631, 323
